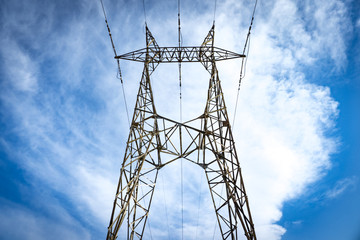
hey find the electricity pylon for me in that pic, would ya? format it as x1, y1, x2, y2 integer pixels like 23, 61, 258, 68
106, 25, 256, 240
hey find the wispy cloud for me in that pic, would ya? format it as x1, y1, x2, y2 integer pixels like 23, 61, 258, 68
0, 0, 354, 239
325, 176, 358, 199
0, 197, 90, 240
0, 40, 38, 92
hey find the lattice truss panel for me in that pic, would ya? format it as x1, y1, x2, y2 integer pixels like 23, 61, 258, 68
106, 25, 256, 240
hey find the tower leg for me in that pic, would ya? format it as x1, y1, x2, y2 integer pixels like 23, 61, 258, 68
107, 39, 162, 238
107, 24, 256, 240
201, 54, 256, 240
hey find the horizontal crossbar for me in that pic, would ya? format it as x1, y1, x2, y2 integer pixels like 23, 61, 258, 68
115, 46, 245, 63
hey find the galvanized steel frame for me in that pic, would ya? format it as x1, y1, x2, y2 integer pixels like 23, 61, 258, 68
106, 25, 256, 240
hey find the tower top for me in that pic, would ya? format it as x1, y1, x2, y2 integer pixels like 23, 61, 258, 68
115, 25, 245, 63
115, 46, 245, 63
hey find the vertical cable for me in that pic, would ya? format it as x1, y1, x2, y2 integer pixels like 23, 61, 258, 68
142, 0, 147, 24
141, 0, 153, 236
140, 186, 153, 240
100, 0, 131, 128
212, 183, 225, 240
232, 0, 258, 129
161, 174, 171, 240
232, 36, 251, 129
177, 0, 184, 239
213, 0, 217, 24
178, 0, 182, 124
194, 172, 203, 240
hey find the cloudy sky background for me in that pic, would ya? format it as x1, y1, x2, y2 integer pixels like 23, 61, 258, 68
0, 0, 359, 239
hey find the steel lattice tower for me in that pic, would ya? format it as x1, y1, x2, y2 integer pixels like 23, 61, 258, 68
106, 24, 256, 240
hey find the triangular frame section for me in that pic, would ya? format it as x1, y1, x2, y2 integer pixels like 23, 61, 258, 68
106, 25, 257, 240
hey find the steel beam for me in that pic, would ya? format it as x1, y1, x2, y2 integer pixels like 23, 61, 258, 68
115, 46, 245, 63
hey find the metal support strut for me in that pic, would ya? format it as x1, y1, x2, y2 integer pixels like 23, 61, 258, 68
106, 25, 256, 240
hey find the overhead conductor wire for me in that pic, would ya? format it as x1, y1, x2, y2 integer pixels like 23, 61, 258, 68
177, 0, 184, 239
142, 0, 147, 24
211, 1, 225, 238
200, 1, 219, 239
127, 0, 157, 238
161, 173, 171, 240
213, 0, 217, 23
232, 0, 258, 129
100, 0, 131, 128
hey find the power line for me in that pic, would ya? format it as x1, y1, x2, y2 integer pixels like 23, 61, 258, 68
213, 0, 217, 23
232, 0, 258, 129
194, 171, 203, 240
99, 0, 131, 128
178, 0, 183, 125
212, 183, 225, 240
104, 1, 258, 239
177, 0, 184, 239
161, 173, 171, 240
232, 35, 251, 129
139, 185, 153, 240
142, 0, 147, 24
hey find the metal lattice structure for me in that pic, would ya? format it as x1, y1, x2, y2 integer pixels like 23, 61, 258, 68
106, 25, 256, 240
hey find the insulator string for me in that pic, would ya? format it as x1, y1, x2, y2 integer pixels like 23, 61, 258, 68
177, 0, 184, 240
232, 0, 258, 130
99, 0, 131, 128
232, 35, 251, 129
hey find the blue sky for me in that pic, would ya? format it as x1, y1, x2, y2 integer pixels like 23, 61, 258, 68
0, 0, 359, 239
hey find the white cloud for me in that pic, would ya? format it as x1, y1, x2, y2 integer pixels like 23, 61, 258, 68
311, 0, 351, 69
0, 198, 90, 240
292, 220, 303, 225
0, 0, 353, 239
325, 176, 357, 199
0, 40, 38, 92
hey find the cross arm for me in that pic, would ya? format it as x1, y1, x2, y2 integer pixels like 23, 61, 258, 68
115, 46, 245, 63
